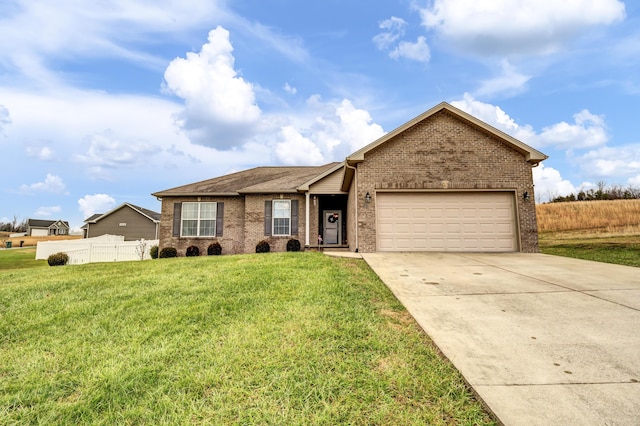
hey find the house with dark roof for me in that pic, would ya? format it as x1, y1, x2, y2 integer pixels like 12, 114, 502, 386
27, 219, 70, 237
152, 102, 547, 255
82, 203, 161, 241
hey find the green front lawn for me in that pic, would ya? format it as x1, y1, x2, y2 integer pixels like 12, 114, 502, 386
539, 234, 640, 267
0, 248, 46, 271
0, 252, 494, 425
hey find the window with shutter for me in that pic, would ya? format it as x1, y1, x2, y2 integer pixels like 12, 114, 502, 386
180, 202, 218, 237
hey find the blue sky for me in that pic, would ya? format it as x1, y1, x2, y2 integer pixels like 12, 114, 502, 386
1, 0, 639, 230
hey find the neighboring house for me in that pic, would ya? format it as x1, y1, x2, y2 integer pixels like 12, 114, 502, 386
152, 102, 547, 255
27, 219, 70, 237
82, 203, 161, 241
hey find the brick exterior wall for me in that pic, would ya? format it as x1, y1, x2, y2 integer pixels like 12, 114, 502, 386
158, 194, 306, 255
158, 196, 245, 256
242, 194, 306, 253
354, 110, 540, 253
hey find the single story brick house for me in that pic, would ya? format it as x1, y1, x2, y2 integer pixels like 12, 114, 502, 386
152, 102, 547, 255
82, 203, 161, 241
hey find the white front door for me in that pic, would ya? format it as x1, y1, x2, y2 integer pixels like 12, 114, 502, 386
323, 210, 341, 245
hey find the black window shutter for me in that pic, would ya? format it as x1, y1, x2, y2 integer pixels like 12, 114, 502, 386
172, 202, 182, 237
264, 200, 272, 236
291, 200, 299, 235
216, 202, 224, 237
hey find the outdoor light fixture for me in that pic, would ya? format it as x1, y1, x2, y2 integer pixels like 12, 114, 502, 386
523, 191, 530, 201
365, 192, 371, 203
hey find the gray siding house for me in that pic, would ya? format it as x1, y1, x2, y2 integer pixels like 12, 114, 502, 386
82, 203, 160, 241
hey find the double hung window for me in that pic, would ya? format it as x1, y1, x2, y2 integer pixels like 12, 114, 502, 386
272, 200, 291, 236
181, 202, 217, 237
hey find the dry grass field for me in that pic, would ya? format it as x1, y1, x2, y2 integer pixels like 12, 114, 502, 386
537, 200, 640, 266
0, 232, 82, 248
536, 199, 640, 237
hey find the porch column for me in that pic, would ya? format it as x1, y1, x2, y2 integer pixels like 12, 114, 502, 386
305, 192, 310, 246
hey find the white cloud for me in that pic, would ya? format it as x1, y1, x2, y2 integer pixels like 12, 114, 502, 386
0, 105, 10, 134
20, 174, 67, 194
538, 110, 608, 150
374, 17, 430, 63
0, 86, 184, 150
335, 99, 385, 152
451, 94, 608, 152
451, 94, 537, 144
26, 146, 53, 160
0, 0, 225, 84
475, 60, 531, 97
390, 36, 431, 63
283, 83, 297, 95
420, 0, 626, 56
275, 126, 325, 165
272, 97, 385, 165
373, 17, 407, 50
78, 194, 116, 219
74, 130, 158, 179
35, 205, 61, 217
163, 26, 262, 148
532, 164, 578, 201
579, 145, 640, 177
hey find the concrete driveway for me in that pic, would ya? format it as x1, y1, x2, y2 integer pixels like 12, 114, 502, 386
361, 252, 640, 426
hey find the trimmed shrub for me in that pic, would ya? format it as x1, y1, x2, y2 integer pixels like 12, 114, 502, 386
159, 247, 178, 258
255, 240, 270, 253
207, 242, 222, 255
47, 252, 69, 266
286, 238, 301, 252
150, 245, 159, 259
186, 245, 200, 257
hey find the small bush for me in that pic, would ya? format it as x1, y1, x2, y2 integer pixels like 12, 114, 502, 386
159, 247, 178, 258
150, 245, 159, 259
255, 240, 270, 253
47, 252, 69, 266
286, 238, 301, 252
207, 242, 222, 255
186, 245, 200, 257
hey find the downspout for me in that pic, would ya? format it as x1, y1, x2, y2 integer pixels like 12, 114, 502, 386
345, 162, 358, 252
305, 192, 310, 246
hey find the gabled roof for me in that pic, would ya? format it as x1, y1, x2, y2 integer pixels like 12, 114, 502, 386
84, 203, 161, 223
84, 214, 102, 222
28, 219, 70, 228
346, 102, 548, 165
152, 163, 340, 197
296, 162, 345, 191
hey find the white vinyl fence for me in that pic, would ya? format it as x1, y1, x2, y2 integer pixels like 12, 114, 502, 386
36, 235, 158, 265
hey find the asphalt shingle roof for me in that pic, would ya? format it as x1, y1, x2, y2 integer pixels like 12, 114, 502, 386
152, 163, 340, 197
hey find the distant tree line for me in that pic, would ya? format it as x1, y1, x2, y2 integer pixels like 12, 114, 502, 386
0, 216, 27, 232
550, 182, 640, 203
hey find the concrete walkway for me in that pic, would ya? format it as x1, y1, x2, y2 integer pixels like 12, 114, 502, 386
361, 252, 640, 426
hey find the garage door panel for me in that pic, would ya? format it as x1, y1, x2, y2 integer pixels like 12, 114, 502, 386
377, 192, 517, 252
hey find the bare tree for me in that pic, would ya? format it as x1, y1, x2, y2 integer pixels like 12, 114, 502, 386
136, 239, 149, 261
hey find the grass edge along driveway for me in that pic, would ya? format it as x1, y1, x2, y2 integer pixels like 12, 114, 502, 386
0, 252, 495, 425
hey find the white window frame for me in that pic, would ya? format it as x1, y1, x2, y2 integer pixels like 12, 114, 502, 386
181, 202, 217, 237
272, 200, 291, 236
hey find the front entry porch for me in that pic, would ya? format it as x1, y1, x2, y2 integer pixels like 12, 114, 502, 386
306, 194, 348, 249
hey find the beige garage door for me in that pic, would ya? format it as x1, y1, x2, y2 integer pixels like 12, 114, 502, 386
377, 192, 518, 252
